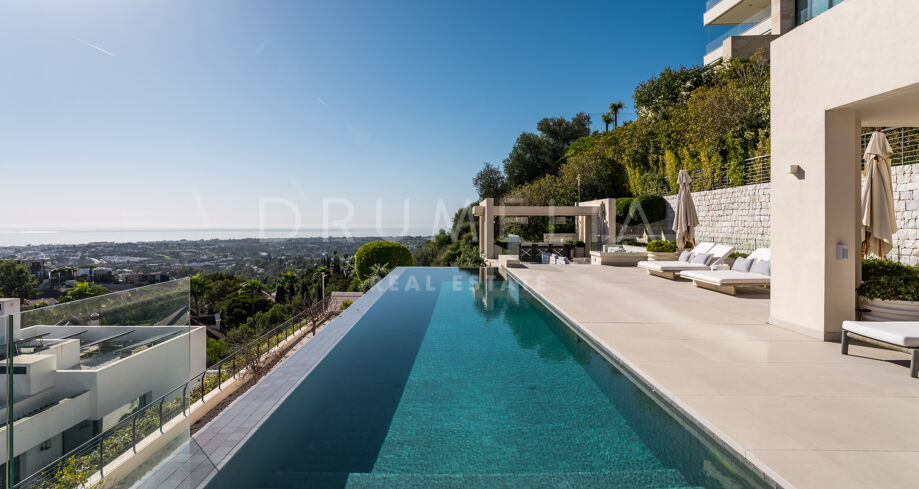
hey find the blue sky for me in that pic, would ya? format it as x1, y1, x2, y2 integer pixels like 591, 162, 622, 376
0, 0, 713, 235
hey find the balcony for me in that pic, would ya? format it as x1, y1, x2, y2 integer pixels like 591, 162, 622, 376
704, 0, 771, 26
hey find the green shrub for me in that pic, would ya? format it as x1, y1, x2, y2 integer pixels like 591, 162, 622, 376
729, 252, 749, 259
616, 195, 667, 224
646, 240, 677, 253
354, 241, 413, 280
615, 198, 634, 224
618, 238, 645, 247
631, 195, 667, 223
858, 258, 919, 301
341, 299, 353, 311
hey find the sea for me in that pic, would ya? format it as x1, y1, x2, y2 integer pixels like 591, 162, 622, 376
0, 228, 435, 247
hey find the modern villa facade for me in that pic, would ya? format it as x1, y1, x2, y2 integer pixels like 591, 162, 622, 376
0, 280, 202, 487
704, 0, 847, 65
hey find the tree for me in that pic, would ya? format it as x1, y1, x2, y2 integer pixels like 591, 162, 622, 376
275, 272, 297, 305
239, 280, 264, 318
472, 162, 507, 200
601, 113, 613, 132
354, 241, 412, 280
61, 282, 107, 302
608, 101, 625, 129
0, 260, 37, 299
190, 273, 205, 315
503, 113, 592, 188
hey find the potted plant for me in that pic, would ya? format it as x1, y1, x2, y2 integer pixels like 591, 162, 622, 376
565, 240, 587, 258
857, 258, 919, 321
646, 240, 679, 261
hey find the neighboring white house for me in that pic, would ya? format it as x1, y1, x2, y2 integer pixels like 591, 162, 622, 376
0, 296, 204, 485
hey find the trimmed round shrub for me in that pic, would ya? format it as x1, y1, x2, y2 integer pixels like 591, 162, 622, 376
354, 240, 413, 280
615, 198, 634, 224
630, 195, 667, 223
646, 240, 677, 253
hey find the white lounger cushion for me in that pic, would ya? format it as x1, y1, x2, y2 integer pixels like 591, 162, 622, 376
637, 243, 734, 272
680, 269, 771, 285
638, 261, 713, 272
843, 321, 919, 348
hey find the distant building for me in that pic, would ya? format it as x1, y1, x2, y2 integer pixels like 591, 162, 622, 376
0, 296, 203, 485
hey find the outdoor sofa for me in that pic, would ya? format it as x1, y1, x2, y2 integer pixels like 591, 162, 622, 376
637, 243, 734, 280
680, 248, 771, 295
842, 320, 919, 378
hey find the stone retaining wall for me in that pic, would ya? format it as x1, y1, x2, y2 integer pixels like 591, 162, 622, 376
663, 183, 771, 254
618, 162, 919, 262
885, 163, 919, 265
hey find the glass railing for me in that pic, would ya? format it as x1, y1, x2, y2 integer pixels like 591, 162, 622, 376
0, 279, 191, 488
705, 4, 771, 54
8, 293, 335, 489
705, 0, 724, 10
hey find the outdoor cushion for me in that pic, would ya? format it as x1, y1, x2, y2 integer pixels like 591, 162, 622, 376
843, 321, 919, 348
732, 257, 754, 272
680, 269, 771, 286
751, 260, 771, 276
692, 253, 712, 264
678, 250, 691, 262
637, 261, 711, 272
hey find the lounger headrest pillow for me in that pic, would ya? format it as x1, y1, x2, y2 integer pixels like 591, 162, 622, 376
678, 250, 691, 262
751, 260, 771, 276
691, 253, 712, 265
732, 257, 753, 272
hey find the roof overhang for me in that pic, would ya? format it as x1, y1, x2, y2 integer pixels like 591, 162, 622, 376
472, 205, 600, 217
704, 0, 770, 26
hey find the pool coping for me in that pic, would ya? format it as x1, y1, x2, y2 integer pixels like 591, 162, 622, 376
131, 268, 407, 489
503, 266, 788, 489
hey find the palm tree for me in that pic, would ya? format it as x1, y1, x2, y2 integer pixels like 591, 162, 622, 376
189, 273, 205, 316
601, 113, 613, 132
608, 101, 625, 129
276, 272, 297, 305
239, 279, 263, 317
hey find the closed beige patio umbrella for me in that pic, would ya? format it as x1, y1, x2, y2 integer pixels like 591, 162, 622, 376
861, 130, 897, 257
672, 169, 699, 249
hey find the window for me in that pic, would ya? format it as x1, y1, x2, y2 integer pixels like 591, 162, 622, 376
796, 0, 846, 25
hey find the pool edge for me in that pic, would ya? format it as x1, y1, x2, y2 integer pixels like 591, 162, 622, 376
503, 266, 790, 489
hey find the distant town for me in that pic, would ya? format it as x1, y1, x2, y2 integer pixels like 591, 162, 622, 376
0, 235, 429, 302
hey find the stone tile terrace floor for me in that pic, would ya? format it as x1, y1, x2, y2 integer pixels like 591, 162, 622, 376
506, 264, 919, 489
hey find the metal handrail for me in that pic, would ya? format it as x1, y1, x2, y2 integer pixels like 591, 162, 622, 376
14, 296, 335, 489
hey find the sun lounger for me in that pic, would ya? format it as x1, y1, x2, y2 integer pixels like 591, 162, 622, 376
681, 248, 771, 295
637, 243, 734, 280
841, 320, 919, 377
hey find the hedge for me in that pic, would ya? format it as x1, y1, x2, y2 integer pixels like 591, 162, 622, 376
354, 240, 413, 279
857, 258, 919, 301
615, 195, 667, 224
646, 240, 677, 253
615, 198, 634, 224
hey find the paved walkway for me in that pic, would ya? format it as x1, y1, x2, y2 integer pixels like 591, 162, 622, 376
506, 264, 919, 489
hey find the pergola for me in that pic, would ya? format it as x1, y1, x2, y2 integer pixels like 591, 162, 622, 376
472, 198, 614, 259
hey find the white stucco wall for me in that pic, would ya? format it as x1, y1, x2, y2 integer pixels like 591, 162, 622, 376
770, 0, 919, 339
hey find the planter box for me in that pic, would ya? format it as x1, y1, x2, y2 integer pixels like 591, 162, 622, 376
647, 252, 680, 261
590, 251, 648, 267
858, 296, 919, 321
572, 247, 586, 258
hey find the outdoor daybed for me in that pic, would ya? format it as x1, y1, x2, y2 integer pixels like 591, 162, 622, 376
637, 243, 734, 280
680, 248, 771, 295
841, 320, 919, 378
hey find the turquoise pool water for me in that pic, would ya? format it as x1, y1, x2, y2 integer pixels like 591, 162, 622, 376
207, 268, 767, 489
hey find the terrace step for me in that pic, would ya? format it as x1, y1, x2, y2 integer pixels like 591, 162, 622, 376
260, 468, 696, 488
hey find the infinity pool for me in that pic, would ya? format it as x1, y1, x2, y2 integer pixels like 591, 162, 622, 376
206, 268, 767, 489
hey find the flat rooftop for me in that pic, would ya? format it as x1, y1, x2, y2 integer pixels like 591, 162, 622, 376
506, 264, 919, 489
